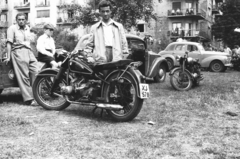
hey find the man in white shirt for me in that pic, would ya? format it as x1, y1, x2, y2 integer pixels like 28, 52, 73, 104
37, 23, 61, 68
84, 0, 128, 63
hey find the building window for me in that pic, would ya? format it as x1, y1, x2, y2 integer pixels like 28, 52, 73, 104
68, 10, 74, 19
137, 24, 144, 32
0, 14, 7, 22
37, 10, 50, 18
172, 2, 181, 10
172, 23, 181, 36
36, 0, 50, 6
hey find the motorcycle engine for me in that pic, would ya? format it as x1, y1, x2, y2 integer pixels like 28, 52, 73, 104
61, 77, 101, 101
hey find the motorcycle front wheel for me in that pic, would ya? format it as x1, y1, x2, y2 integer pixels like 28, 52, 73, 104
170, 68, 192, 91
103, 71, 143, 122
33, 74, 70, 110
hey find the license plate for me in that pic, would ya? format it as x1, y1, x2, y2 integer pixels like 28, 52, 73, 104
139, 84, 150, 99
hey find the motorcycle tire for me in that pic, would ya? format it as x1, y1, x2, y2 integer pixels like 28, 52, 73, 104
170, 68, 192, 91
103, 70, 143, 122
33, 74, 70, 110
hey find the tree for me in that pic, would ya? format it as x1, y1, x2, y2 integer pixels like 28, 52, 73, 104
59, 0, 158, 30
212, 0, 240, 47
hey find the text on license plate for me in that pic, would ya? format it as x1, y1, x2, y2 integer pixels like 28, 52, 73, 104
139, 84, 150, 99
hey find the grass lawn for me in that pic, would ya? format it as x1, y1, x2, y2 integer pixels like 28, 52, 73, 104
0, 70, 240, 159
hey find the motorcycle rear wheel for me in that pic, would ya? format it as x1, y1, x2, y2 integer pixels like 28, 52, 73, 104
170, 69, 192, 91
103, 71, 143, 122
33, 75, 70, 110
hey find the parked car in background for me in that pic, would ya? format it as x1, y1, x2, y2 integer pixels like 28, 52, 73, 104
74, 34, 169, 83
159, 41, 232, 72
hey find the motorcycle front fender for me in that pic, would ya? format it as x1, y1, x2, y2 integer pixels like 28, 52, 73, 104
169, 67, 193, 78
146, 57, 168, 78
36, 68, 59, 77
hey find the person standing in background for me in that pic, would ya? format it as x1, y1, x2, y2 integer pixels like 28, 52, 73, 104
4, 13, 38, 106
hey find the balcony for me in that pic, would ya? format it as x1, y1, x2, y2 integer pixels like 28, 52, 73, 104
0, 21, 8, 28
169, 29, 210, 42
14, 2, 30, 10
0, 4, 8, 11
169, 29, 200, 38
56, 17, 75, 25
167, 8, 206, 20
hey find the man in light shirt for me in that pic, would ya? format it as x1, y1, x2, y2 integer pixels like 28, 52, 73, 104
37, 23, 61, 68
84, 0, 128, 63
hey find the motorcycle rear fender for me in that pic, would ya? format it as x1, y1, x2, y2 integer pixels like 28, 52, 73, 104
102, 67, 144, 98
169, 67, 193, 78
146, 57, 168, 78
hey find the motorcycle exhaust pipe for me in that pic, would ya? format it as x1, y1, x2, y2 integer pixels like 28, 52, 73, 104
96, 103, 123, 110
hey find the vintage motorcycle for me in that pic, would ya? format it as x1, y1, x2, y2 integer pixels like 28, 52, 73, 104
32, 50, 150, 122
169, 51, 203, 91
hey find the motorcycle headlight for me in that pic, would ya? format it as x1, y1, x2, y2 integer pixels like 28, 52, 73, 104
187, 57, 194, 63
176, 55, 181, 61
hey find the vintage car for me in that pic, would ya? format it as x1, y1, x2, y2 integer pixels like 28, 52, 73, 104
159, 41, 232, 72
74, 34, 169, 83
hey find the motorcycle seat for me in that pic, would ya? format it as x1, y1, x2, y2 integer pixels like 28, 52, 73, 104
93, 59, 133, 70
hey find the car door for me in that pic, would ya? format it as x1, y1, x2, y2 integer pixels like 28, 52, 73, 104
187, 44, 202, 62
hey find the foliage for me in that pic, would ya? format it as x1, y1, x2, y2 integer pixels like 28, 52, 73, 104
31, 25, 78, 51
58, 0, 157, 30
212, 0, 240, 47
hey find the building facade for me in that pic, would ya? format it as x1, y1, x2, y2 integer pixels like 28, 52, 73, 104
0, 0, 88, 28
135, 0, 225, 50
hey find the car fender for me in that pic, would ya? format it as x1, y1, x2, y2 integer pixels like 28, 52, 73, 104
201, 56, 226, 68
146, 57, 169, 78
161, 54, 177, 65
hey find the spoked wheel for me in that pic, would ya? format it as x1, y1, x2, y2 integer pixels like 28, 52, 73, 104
103, 71, 143, 122
170, 69, 192, 91
33, 75, 70, 110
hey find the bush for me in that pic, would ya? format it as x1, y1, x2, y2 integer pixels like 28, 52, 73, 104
31, 25, 78, 52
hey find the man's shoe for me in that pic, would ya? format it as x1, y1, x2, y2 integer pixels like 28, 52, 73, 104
30, 100, 38, 106
25, 100, 38, 106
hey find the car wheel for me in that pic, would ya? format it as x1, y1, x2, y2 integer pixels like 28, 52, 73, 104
166, 58, 174, 70
154, 64, 167, 83
210, 61, 224, 72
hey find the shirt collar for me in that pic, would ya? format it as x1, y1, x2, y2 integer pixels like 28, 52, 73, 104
102, 19, 114, 26
17, 24, 28, 30
97, 19, 116, 28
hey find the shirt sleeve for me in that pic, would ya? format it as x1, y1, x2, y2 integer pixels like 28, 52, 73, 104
37, 35, 51, 56
7, 25, 14, 44
84, 26, 95, 56
119, 24, 129, 54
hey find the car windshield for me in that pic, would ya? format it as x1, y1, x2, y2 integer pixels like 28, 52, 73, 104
165, 44, 175, 51
197, 44, 205, 51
